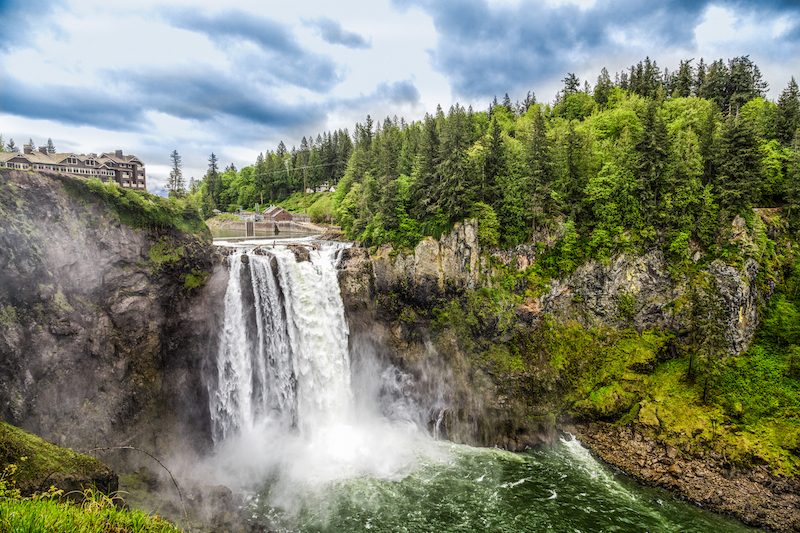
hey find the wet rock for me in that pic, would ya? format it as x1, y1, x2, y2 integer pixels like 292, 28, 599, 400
287, 244, 310, 262
573, 421, 800, 532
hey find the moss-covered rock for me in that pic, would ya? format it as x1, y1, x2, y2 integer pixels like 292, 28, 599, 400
0, 421, 116, 497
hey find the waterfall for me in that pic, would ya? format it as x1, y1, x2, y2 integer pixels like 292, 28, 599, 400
209, 243, 353, 444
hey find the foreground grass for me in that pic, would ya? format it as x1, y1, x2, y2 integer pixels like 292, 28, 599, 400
0, 488, 181, 533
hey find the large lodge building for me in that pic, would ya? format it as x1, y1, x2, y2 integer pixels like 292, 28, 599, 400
0, 145, 146, 190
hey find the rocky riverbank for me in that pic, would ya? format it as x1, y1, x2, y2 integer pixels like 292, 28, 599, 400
571, 421, 800, 532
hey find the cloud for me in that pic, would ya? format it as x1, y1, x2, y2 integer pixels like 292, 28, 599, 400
305, 18, 372, 49
372, 79, 421, 105
391, 0, 800, 99
163, 8, 342, 91
0, 76, 145, 131
0, 0, 61, 51
121, 66, 327, 129
0, 63, 327, 136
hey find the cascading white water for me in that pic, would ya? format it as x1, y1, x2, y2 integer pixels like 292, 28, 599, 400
207, 239, 441, 501
202, 241, 757, 533
209, 243, 353, 443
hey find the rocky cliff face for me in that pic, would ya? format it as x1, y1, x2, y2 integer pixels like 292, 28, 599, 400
338, 218, 774, 449
364, 219, 770, 354
0, 169, 226, 464
371, 221, 483, 306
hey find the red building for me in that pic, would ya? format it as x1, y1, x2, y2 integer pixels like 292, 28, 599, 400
262, 205, 293, 222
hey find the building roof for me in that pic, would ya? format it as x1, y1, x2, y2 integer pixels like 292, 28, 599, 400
0, 150, 145, 167
263, 205, 288, 215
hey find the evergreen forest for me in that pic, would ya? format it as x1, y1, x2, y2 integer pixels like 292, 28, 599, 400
192, 56, 800, 267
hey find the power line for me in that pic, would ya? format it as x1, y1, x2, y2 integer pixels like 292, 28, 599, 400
242, 161, 341, 179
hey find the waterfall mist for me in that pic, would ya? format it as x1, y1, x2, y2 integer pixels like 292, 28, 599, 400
203, 242, 443, 505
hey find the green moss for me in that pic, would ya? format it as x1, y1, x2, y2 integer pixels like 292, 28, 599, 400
0, 306, 17, 328
616, 291, 636, 320
148, 238, 184, 266
0, 421, 108, 493
574, 384, 636, 419
182, 269, 209, 292
52, 287, 73, 312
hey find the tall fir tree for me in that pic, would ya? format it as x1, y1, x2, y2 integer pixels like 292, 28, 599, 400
713, 113, 762, 216
438, 104, 474, 222
525, 108, 556, 230
204, 152, 222, 210
635, 99, 669, 234
594, 67, 613, 107
674, 59, 694, 98
786, 132, 800, 229
776, 77, 800, 146
168, 150, 184, 198
410, 113, 441, 220
483, 116, 504, 209
46, 138, 56, 154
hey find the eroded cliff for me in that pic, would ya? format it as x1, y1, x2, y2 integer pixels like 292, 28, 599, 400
0, 169, 227, 464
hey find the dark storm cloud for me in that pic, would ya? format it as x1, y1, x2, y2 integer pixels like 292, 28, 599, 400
0, 64, 326, 134
122, 67, 326, 129
306, 18, 372, 49
391, 0, 800, 99
0, 0, 61, 51
163, 8, 342, 92
0, 76, 144, 130
374, 80, 421, 105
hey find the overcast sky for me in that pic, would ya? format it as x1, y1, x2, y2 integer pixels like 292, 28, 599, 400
1, 0, 798, 193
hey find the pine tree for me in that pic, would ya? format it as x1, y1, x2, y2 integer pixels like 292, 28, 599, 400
410, 113, 441, 221
169, 150, 184, 198
594, 67, 613, 107
726, 55, 767, 111
205, 153, 222, 210
700, 59, 728, 110
6, 139, 19, 152
438, 104, 474, 222
27, 138, 35, 150
696, 277, 728, 404
46, 138, 56, 154
307, 148, 323, 189
786, 131, 800, 229
525, 108, 555, 231
502, 93, 512, 114
695, 58, 707, 97
713, 113, 762, 215
674, 59, 694, 98
562, 73, 580, 97
522, 91, 536, 112
635, 99, 669, 233
776, 77, 800, 146
0, 135, 4, 153
483, 116, 503, 209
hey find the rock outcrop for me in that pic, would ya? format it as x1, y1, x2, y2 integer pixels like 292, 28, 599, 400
0, 169, 226, 465
371, 221, 482, 306
573, 422, 800, 532
362, 219, 770, 356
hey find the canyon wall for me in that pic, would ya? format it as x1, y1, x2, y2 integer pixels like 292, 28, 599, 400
0, 169, 226, 462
